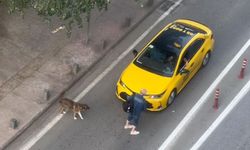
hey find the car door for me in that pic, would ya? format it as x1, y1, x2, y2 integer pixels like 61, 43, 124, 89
174, 38, 205, 93
184, 38, 205, 79
174, 53, 190, 93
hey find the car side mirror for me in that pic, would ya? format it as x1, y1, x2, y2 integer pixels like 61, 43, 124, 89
180, 68, 189, 75
132, 49, 138, 57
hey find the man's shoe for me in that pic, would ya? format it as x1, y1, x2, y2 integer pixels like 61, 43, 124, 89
124, 125, 133, 129
130, 130, 140, 135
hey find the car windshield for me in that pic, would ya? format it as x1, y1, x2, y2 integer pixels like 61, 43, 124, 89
134, 23, 196, 77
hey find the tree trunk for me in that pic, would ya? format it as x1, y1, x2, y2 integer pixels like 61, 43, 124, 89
85, 12, 91, 45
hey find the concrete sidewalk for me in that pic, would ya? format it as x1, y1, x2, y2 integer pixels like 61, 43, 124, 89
0, 0, 173, 149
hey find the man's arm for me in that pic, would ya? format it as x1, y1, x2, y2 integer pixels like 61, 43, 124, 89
145, 100, 153, 109
127, 94, 134, 102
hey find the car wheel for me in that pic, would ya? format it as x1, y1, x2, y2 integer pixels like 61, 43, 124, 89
202, 52, 211, 67
167, 90, 176, 106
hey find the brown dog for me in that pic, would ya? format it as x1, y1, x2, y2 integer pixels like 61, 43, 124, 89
59, 98, 90, 120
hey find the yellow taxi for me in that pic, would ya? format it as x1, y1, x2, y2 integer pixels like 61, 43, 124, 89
116, 19, 214, 111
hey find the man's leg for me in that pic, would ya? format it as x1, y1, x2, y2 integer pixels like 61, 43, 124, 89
130, 115, 140, 135
124, 113, 134, 129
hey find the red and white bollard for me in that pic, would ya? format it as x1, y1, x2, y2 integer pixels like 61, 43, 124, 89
213, 88, 220, 110
238, 58, 248, 79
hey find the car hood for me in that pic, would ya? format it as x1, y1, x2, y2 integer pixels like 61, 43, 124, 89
121, 63, 171, 95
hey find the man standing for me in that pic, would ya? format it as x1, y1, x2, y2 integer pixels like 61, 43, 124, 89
124, 89, 150, 135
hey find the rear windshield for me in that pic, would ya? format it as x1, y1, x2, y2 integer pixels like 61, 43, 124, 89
134, 23, 197, 76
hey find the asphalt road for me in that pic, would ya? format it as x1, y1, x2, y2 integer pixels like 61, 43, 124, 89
6, 0, 250, 150
200, 92, 250, 150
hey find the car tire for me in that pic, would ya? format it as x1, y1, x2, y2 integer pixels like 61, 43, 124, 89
167, 90, 176, 106
202, 51, 211, 67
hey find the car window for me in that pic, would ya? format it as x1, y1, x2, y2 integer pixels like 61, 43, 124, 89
177, 53, 188, 72
185, 39, 205, 60
136, 44, 177, 76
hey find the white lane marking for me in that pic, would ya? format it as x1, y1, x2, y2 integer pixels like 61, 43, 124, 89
19, 1, 182, 150
158, 39, 250, 150
20, 115, 63, 150
190, 79, 250, 150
